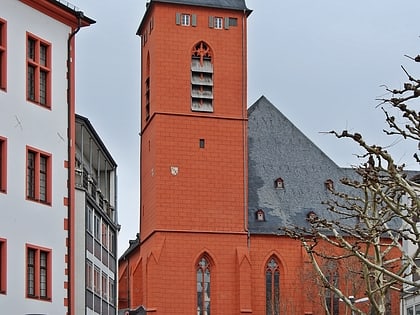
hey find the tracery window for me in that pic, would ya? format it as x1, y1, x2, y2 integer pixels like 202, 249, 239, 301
266, 257, 280, 315
191, 42, 213, 112
197, 256, 211, 315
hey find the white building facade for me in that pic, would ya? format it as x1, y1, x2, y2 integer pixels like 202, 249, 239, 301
0, 1, 93, 314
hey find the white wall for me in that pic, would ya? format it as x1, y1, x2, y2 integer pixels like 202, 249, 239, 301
0, 0, 72, 313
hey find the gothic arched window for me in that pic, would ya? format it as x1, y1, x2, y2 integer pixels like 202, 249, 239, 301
197, 256, 211, 315
266, 257, 280, 315
191, 41, 213, 112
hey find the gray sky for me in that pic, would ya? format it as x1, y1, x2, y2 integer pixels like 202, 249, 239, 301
71, 0, 420, 255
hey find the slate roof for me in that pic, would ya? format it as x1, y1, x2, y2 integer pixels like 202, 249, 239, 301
150, 0, 250, 11
138, 0, 251, 33
248, 96, 356, 235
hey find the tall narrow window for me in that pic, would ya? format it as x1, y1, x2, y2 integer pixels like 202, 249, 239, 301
197, 256, 211, 315
144, 53, 150, 121
266, 257, 280, 315
0, 137, 6, 193
109, 278, 115, 304
325, 269, 339, 315
191, 42, 213, 112
0, 238, 6, 294
102, 273, 108, 299
26, 33, 51, 107
0, 19, 6, 91
86, 259, 93, 290
94, 266, 100, 294
26, 147, 51, 204
26, 245, 51, 300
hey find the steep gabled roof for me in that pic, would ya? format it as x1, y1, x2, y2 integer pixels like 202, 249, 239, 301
247, 96, 354, 234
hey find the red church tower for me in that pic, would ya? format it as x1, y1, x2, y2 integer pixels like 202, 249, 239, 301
124, 0, 252, 314
119, 2, 402, 314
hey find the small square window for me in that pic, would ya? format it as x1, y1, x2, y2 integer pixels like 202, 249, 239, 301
228, 17, 238, 27
199, 139, 205, 148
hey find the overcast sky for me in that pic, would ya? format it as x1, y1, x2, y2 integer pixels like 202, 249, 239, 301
70, 0, 420, 255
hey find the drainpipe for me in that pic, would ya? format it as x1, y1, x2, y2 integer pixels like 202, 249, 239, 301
67, 11, 83, 315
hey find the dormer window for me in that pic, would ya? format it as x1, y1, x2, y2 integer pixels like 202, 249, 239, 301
256, 209, 265, 222
307, 211, 318, 222
274, 178, 284, 189
325, 179, 334, 192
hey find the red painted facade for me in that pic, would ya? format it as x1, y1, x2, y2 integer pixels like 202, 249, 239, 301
118, 2, 401, 314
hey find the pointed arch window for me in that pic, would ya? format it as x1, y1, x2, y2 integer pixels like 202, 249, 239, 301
266, 257, 280, 315
197, 256, 211, 315
191, 41, 213, 112
325, 261, 339, 315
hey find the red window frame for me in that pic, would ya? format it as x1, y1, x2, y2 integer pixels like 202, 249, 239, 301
0, 19, 7, 91
26, 146, 52, 204
26, 244, 52, 300
0, 137, 7, 193
26, 32, 51, 108
0, 238, 7, 294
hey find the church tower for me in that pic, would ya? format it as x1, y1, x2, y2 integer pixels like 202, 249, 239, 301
133, 0, 252, 313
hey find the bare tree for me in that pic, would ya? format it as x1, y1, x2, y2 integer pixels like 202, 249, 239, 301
285, 54, 420, 315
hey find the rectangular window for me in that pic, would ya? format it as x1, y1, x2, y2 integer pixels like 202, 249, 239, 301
0, 19, 7, 91
86, 259, 93, 290
102, 273, 108, 299
26, 147, 51, 204
228, 17, 238, 27
181, 14, 190, 26
26, 244, 51, 300
109, 279, 115, 304
109, 230, 115, 255
94, 266, 100, 294
94, 213, 100, 240
26, 33, 51, 107
414, 259, 420, 282
0, 238, 6, 294
102, 222, 108, 249
0, 137, 7, 193
214, 17, 223, 29
86, 205, 93, 233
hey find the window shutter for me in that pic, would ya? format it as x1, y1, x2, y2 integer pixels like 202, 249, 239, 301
208, 16, 214, 28
192, 14, 197, 27
176, 12, 181, 25
224, 17, 230, 29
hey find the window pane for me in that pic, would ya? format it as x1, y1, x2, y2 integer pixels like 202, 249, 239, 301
39, 70, 47, 105
27, 65, 35, 101
40, 44, 47, 66
27, 151, 35, 199
39, 155, 47, 202
28, 38, 35, 60
27, 249, 35, 296
40, 251, 47, 298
